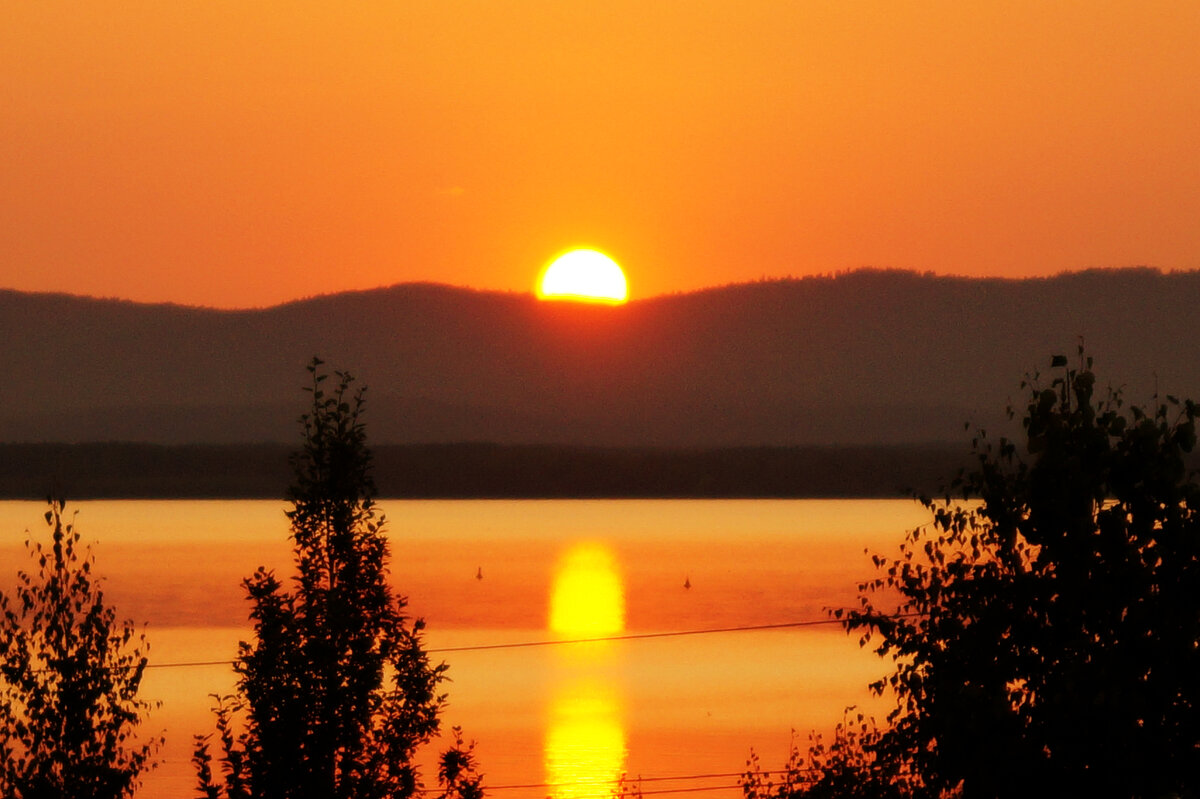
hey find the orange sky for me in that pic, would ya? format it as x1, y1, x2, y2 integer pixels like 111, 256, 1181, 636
3, 1, 1198, 308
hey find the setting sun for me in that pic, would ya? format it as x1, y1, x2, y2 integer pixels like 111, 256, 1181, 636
537, 249, 628, 305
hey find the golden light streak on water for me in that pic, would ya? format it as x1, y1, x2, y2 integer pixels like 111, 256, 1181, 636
545, 679, 627, 799
546, 542, 627, 797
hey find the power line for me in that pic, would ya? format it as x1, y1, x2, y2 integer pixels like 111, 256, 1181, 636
150, 764, 816, 794
572, 784, 742, 797
452, 773, 739, 792
466, 768, 826, 798
439, 782, 744, 799
457, 768, 812, 792
506, 779, 822, 798
136, 613, 922, 671
430, 618, 858, 653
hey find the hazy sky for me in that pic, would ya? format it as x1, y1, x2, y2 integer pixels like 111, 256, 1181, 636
3, 1, 1198, 307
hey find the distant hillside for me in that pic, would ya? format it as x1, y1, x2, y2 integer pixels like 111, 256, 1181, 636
2, 268, 1198, 447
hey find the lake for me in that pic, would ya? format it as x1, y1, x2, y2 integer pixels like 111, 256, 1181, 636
0, 499, 930, 799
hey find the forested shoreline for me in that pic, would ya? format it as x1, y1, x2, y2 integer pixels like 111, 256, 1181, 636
0, 442, 974, 499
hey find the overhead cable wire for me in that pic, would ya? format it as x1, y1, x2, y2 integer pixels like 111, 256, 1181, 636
429, 617, 869, 653
441, 772, 740, 792
438, 767, 818, 792
150, 765, 814, 792
449, 783, 745, 799
566, 784, 744, 797
493, 780, 821, 798
135, 612, 924, 671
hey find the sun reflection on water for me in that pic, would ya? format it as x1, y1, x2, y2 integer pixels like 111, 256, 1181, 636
545, 542, 627, 798
549, 541, 625, 638
545, 679, 627, 799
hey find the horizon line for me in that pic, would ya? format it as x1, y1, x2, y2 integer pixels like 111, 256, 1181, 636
0, 264, 1186, 313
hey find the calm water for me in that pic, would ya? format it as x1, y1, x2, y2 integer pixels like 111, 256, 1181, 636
0, 499, 930, 799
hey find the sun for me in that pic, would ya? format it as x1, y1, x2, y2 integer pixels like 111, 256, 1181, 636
537, 249, 628, 304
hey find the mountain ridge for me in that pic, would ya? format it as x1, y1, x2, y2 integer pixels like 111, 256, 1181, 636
3, 268, 1197, 447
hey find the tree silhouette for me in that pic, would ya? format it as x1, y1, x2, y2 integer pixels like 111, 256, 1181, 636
750, 351, 1200, 798
194, 359, 482, 799
0, 499, 160, 799
739, 712, 911, 799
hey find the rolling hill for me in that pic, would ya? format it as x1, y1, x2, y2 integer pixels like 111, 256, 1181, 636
2, 268, 1198, 447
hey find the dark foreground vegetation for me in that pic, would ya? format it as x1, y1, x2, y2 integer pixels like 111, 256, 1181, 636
0, 500, 160, 797
2, 361, 481, 799
4, 351, 1198, 799
193, 361, 481, 799
738, 351, 1200, 799
0, 442, 972, 499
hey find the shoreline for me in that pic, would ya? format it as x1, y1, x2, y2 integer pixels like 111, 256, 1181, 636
0, 442, 972, 500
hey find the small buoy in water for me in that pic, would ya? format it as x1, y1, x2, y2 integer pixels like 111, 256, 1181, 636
476, 566, 483, 581
683, 575, 691, 590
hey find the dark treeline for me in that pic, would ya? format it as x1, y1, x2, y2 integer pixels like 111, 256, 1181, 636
0, 442, 974, 499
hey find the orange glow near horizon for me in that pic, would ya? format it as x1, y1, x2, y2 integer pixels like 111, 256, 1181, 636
2, 2, 1199, 307
537, 250, 629, 305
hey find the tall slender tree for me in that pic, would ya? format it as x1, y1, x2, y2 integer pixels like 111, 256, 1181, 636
1, 499, 160, 799
195, 359, 481, 799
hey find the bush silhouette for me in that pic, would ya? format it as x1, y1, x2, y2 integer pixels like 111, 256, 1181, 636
0, 499, 160, 799
748, 351, 1200, 798
194, 359, 481, 799
739, 712, 911, 799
